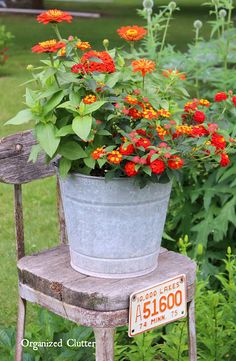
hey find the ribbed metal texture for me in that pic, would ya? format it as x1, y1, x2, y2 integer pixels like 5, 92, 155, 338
60, 174, 172, 278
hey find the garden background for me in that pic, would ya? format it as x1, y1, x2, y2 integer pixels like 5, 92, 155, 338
1, 1, 236, 360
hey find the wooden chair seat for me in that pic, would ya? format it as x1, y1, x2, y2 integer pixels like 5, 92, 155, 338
17, 245, 196, 328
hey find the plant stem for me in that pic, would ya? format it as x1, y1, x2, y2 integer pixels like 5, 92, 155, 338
52, 24, 63, 41
142, 75, 145, 90
160, 10, 172, 53
50, 54, 60, 87
224, 2, 233, 72
214, 305, 218, 361
214, 3, 221, 39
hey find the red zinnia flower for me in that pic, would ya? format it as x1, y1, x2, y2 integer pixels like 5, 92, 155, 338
191, 125, 209, 138
136, 137, 151, 149
136, 129, 147, 136
214, 92, 228, 102
232, 96, 236, 107
117, 25, 147, 42
37, 9, 72, 24
220, 153, 230, 167
168, 155, 184, 170
71, 63, 84, 73
132, 59, 156, 77
184, 101, 198, 113
124, 161, 138, 177
193, 110, 206, 124
150, 159, 166, 174
32, 39, 65, 53
128, 108, 143, 119
211, 133, 226, 149
81, 50, 115, 74
119, 143, 135, 155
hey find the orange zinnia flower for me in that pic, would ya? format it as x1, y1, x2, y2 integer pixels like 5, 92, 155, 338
37, 9, 73, 24
198, 99, 210, 107
92, 147, 106, 160
162, 69, 186, 81
32, 39, 66, 53
157, 109, 171, 118
58, 46, 66, 57
124, 95, 138, 105
132, 59, 156, 77
117, 25, 147, 42
76, 41, 91, 51
107, 150, 123, 165
83, 95, 97, 104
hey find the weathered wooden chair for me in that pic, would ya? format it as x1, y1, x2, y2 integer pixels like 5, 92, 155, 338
0, 130, 197, 361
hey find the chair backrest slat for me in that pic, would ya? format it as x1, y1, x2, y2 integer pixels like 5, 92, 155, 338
0, 130, 55, 184
0, 130, 68, 259
14, 184, 25, 260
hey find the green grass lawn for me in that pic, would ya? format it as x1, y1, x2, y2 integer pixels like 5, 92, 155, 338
0, 1, 210, 327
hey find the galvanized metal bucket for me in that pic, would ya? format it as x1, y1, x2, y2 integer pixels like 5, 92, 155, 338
59, 173, 172, 279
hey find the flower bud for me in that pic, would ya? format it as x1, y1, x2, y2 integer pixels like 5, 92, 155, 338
146, 8, 153, 16
143, 0, 154, 9
193, 20, 203, 30
68, 35, 74, 41
26, 64, 34, 71
168, 1, 177, 11
227, 246, 232, 255
197, 243, 203, 256
103, 39, 109, 50
219, 9, 227, 18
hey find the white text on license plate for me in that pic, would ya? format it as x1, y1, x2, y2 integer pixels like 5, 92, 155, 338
129, 274, 187, 337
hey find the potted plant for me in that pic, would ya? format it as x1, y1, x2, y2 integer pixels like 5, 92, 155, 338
6, 9, 236, 278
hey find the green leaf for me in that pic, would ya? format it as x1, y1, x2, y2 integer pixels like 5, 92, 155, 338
97, 158, 107, 167
106, 72, 120, 87
178, 87, 190, 97
44, 90, 64, 114
59, 157, 72, 177
83, 101, 106, 115
28, 144, 41, 163
97, 129, 111, 136
5, 109, 32, 125
35, 123, 60, 157
143, 166, 152, 176
69, 91, 81, 106
56, 125, 74, 137
57, 101, 75, 111
25, 88, 36, 107
72, 115, 92, 140
59, 141, 87, 160
84, 157, 96, 169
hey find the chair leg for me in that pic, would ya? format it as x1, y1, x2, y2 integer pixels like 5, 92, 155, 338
187, 299, 197, 361
94, 327, 115, 361
15, 297, 27, 361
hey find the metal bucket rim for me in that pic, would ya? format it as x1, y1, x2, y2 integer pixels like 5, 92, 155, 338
64, 172, 172, 185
